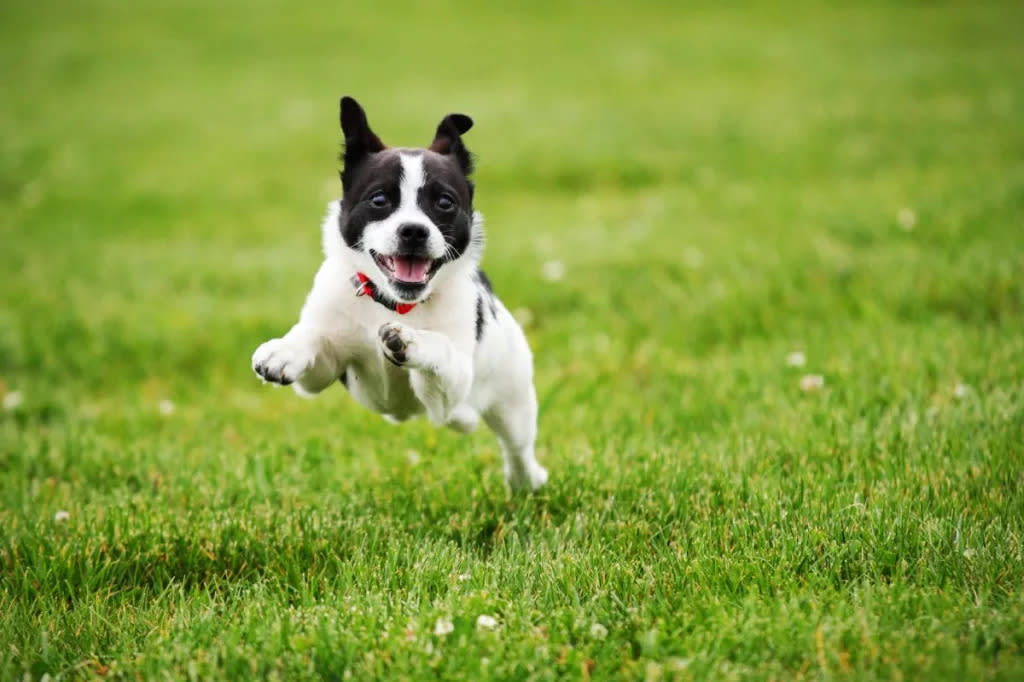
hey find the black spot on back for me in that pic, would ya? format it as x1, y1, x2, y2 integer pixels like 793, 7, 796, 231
475, 271, 497, 318
477, 269, 494, 294
475, 294, 485, 341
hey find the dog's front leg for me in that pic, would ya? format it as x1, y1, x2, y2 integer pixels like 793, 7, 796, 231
252, 261, 351, 396
378, 322, 472, 426
252, 324, 340, 396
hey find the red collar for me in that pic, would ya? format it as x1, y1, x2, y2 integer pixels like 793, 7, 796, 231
350, 272, 417, 314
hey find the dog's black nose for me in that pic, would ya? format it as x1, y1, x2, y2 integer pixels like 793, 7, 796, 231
397, 223, 429, 246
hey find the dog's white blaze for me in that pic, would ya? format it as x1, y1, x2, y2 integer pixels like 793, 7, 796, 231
386, 151, 431, 232
361, 151, 445, 263
398, 152, 425, 207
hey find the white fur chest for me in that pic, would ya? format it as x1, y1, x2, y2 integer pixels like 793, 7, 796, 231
322, 266, 479, 421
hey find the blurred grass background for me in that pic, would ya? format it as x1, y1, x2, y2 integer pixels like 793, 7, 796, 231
1, 0, 1023, 679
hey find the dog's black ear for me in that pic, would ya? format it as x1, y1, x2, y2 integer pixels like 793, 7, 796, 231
429, 113, 474, 175
340, 97, 385, 185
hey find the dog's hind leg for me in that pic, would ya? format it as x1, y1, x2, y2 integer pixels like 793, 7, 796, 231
446, 404, 480, 434
484, 389, 547, 492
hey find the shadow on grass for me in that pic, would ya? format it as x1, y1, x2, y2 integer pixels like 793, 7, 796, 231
2, 479, 589, 603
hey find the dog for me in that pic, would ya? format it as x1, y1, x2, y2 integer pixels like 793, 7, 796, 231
251, 96, 548, 492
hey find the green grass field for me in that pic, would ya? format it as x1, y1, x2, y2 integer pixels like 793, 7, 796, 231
2, 0, 1023, 679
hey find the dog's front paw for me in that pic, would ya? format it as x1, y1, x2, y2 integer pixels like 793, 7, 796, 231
252, 338, 314, 385
378, 322, 415, 367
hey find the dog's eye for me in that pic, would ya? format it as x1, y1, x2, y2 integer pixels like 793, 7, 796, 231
436, 193, 456, 212
368, 191, 390, 209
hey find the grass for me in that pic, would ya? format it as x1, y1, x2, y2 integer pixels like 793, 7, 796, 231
1, 0, 1023, 679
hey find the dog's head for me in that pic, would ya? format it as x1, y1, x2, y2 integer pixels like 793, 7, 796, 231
336, 96, 478, 303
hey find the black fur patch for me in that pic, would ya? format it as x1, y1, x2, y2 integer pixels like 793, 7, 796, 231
475, 294, 485, 341
477, 269, 494, 294
419, 151, 474, 260
338, 152, 404, 249
477, 269, 498, 318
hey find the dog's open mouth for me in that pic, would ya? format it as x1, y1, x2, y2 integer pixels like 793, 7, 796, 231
371, 250, 442, 286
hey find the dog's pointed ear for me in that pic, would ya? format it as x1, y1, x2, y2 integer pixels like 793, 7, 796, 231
429, 113, 474, 175
340, 97, 385, 181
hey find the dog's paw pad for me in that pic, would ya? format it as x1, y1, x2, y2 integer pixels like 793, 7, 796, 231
252, 338, 313, 385
378, 322, 413, 366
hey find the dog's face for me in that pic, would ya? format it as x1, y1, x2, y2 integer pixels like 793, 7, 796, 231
337, 97, 477, 303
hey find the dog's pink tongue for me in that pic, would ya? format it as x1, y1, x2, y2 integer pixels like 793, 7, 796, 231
394, 257, 430, 282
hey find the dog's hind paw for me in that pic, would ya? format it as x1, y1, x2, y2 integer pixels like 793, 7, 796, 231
252, 338, 314, 386
506, 463, 549, 493
378, 322, 414, 367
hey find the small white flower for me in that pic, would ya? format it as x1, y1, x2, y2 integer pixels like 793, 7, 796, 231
158, 399, 175, 416
2, 391, 22, 410
589, 622, 608, 640
963, 548, 975, 560
406, 449, 420, 465
54, 510, 70, 522
799, 374, 825, 392
897, 207, 916, 230
953, 382, 970, 399
785, 351, 806, 367
667, 658, 691, 672
476, 615, 498, 630
541, 260, 566, 282
513, 307, 534, 327
434, 618, 454, 636
457, 573, 471, 582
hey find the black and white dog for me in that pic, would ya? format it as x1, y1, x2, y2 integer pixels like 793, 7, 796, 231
251, 97, 547, 492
